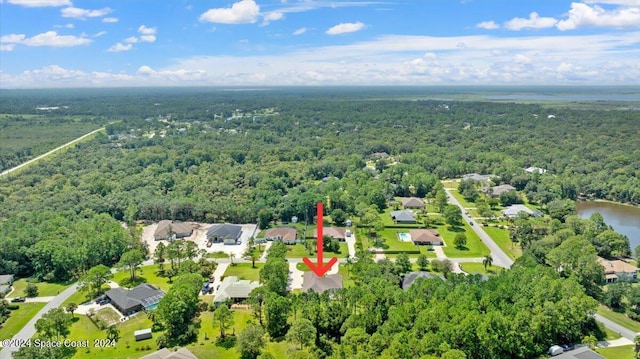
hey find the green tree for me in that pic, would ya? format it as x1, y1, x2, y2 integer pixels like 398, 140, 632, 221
65, 302, 78, 317
154, 242, 166, 273
213, 304, 234, 338
106, 324, 120, 341
454, 233, 467, 249
238, 324, 266, 359
482, 254, 493, 271
117, 249, 144, 282
156, 273, 202, 345
547, 236, 604, 298
547, 199, 576, 222
435, 190, 449, 213
286, 318, 316, 350
25, 283, 38, 297
395, 252, 412, 273
417, 254, 429, 271
603, 282, 628, 309
258, 208, 272, 230
443, 204, 462, 226
499, 191, 520, 206
264, 294, 290, 339
331, 208, 347, 226
35, 307, 73, 341
80, 264, 112, 298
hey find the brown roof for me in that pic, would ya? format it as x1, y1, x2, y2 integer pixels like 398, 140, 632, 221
302, 273, 343, 294
313, 227, 346, 240
597, 257, 639, 274
401, 197, 425, 208
409, 229, 443, 244
154, 220, 193, 240
264, 227, 297, 241
140, 348, 197, 359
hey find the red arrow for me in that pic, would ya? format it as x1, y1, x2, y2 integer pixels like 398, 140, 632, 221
303, 202, 338, 277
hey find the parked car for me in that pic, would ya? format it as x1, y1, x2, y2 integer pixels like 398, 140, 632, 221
548, 345, 564, 356
560, 344, 575, 351
11, 297, 26, 302
469, 222, 474, 226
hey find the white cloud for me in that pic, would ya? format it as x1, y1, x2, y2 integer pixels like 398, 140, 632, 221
102, 17, 119, 23
583, 0, 640, 5
504, 12, 557, 30
137, 25, 157, 43
199, 0, 260, 24
0, 31, 91, 47
476, 21, 499, 29
557, 2, 640, 30
514, 54, 532, 64
0, 44, 15, 52
326, 21, 365, 35
262, 11, 284, 25
107, 43, 132, 52
124, 36, 139, 44
61, 6, 112, 19
293, 27, 307, 35
94, 31, 107, 37
6, 0, 70, 7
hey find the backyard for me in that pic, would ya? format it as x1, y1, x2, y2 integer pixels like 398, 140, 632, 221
459, 262, 504, 276
222, 263, 264, 282
112, 265, 172, 292
438, 222, 490, 258
0, 302, 46, 340
9, 278, 72, 297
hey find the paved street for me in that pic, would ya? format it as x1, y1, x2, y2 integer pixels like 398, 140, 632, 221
445, 189, 513, 268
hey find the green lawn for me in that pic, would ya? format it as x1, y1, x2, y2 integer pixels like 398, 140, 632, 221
223, 263, 264, 281
439, 222, 490, 258
207, 251, 231, 259
61, 288, 96, 307
604, 326, 622, 340
376, 229, 421, 253
296, 262, 312, 272
459, 262, 504, 276
0, 302, 46, 340
597, 345, 635, 359
483, 226, 522, 260
449, 190, 476, 209
283, 241, 347, 259
441, 180, 459, 189
338, 263, 356, 288
112, 265, 172, 292
381, 206, 425, 227
69, 312, 161, 359
597, 305, 640, 332
9, 279, 73, 297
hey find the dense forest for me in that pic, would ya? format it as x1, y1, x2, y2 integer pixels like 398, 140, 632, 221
0, 88, 638, 281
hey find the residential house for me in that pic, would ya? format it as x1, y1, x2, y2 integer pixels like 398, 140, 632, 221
207, 224, 243, 245
0, 274, 14, 296
462, 173, 495, 182
141, 348, 198, 359
370, 152, 389, 160
524, 166, 548, 174
263, 227, 299, 244
401, 272, 445, 290
213, 276, 261, 304
552, 346, 604, 359
105, 283, 166, 316
314, 227, 346, 242
409, 229, 444, 246
154, 220, 193, 241
482, 184, 516, 197
597, 257, 639, 283
302, 273, 343, 294
502, 204, 542, 219
401, 197, 425, 209
390, 210, 416, 224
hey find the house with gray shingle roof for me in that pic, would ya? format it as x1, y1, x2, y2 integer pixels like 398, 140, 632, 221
105, 283, 165, 316
409, 229, 443, 245
0, 274, 14, 296
401, 197, 425, 209
482, 184, 516, 197
314, 227, 346, 241
213, 276, 261, 304
401, 272, 445, 290
302, 273, 343, 294
264, 227, 298, 244
502, 204, 541, 219
207, 224, 243, 245
154, 220, 193, 240
140, 347, 198, 359
390, 210, 416, 224
462, 173, 496, 182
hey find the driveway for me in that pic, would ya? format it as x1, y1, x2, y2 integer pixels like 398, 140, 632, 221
345, 232, 357, 258
287, 262, 304, 290
445, 189, 513, 268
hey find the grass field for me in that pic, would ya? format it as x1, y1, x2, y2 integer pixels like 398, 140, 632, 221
596, 305, 640, 332
223, 263, 264, 281
483, 226, 522, 260
207, 251, 231, 259
9, 278, 73, 297
449, 190, 476, 209
0, 302, 46, 340
439, 222, 490, 258
112, 265, 172, 292
459, 263, 504, 276
597, 345, 634, 359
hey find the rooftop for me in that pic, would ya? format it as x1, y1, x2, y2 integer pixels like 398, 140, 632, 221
263, 227, 297, 241
154, 220, 193, 239
207, 223, 242, 239
302, 273, 343, 294
409, 229, 443, 244
390, 210, 416, 222
401, 197, 425, 208
314, 227, 346, 240
105, 284, 165, 313
597, 257, 639, 274
140, 348, 198, 359
402, 271, 445, 290
213, 276, 261, 303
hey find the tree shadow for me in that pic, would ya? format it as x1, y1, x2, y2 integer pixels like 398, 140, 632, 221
119, 276, 148, 288
455, 246, 469, 251
447, 225, 465, 233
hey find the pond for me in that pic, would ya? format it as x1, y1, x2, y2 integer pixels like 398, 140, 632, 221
576, 201, 640, 250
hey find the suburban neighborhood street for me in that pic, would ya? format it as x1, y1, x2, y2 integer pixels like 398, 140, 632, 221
445, 189, 514, 268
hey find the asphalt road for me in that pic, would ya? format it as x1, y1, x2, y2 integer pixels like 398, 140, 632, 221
594, 314, 639, 341
445, 189, 514, 268
0, 284, 79, 359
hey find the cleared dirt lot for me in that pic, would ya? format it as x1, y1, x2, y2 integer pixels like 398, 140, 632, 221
141, 222, 258, 258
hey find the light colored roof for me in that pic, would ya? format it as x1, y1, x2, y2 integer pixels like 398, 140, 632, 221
141, 348, 198, 359
207, 224, 242, 239
302, 273, 343, 294
502, 204, 535, 217
483, 184, 516, 196
552, 346, 604, 359
409, 229, 443, 244
462, 173, 495, 182
402, 271, 445, 289
401, 197, 425, 208
597, 257, 639, 274
264, 227, 297, 241
154, 220, 193, 239
314, 227, 346, 239
214, 276, 261, 303
134, 328, 152, 336
524, 166, 547, 174
390, 210, 416, 222
0, 274, 13, 285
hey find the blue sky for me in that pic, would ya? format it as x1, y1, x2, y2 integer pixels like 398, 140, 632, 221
0, 0, 639, 87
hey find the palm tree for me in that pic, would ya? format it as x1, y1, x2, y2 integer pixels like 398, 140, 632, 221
482, 254, 493, 271
229, 252, 236, 265
106, 325, 120, 342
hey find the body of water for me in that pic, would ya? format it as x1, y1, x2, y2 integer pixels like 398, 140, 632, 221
576, 201, 640, 250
